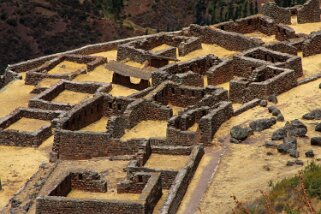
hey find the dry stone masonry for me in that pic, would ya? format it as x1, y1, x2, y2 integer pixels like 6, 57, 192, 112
1, 0, 321, 213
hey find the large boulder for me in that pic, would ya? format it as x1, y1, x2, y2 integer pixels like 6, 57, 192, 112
276, 114, 285, 122
277, 137, 297, 154
265, 141, 277, 148
259, 100, 268, 107
284, 120, 307, 137
268, 94, 278, 104
272, 128, 287, 140
303, 109, 321, 120
230, 125, 253, 142
311, 137, 321, 146
268, 106, 281, 115
249, 118, 276, 132
315, 123, 321, 132
305, 150, 315, 157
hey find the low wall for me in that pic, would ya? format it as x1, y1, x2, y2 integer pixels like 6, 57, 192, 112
260, 2, 291, 24
54, 128, 148, 160
124, 100, 172, 128
297, 0, 321, 24
160, 145, 204, 214
230, 66, 297, 103
302, 31, 321, 57
187, 25, 263, 51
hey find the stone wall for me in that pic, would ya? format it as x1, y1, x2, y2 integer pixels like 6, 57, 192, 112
264, 42, 298, 55
36, 172, 162, 214
302, 31, 321, 57
124, 99, 172, 128
160, 145, 204, 214
187, 24, 263, 51
36, 197, 145, 214
29, 80, 111, 111
117, 34, 202, 63
145, 81, 227, 109
297, 0, 321, 24
0, 108, 62, 147
275, 24, 298, 41
25, 54, 106, 86
242, 47, 303, 77
167, 102, 233, 145
70, 171, 107, 193
53, 130, 147, 160
213, 15, 276, 36
260, 2, 291, 24
230, 66, 297, 103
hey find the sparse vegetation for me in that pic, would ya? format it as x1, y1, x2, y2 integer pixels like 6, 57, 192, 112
234, 162, 321, 213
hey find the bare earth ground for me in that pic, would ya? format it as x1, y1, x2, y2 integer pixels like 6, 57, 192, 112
167, 103, 184, 116
299, 52, 321, 79
121, 120, 168, 141
178, 43, 238, 61
144, 154, 190, 170
39, 159, 140, 201
290, 16, 321, 34
80, 116, 109, 132
0, 73, 34, 118
195, 79, 321, 213
74, 65, 138, 97
244, 31, 278, 44
90, 50, 118, 61
0, 146, 48, 208
5, 118, 50, 132
37, 78, 61, 88
51, 90, 93, 105
47, 61, 87, 75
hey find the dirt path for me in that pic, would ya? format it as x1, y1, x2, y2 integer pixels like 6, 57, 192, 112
178, 146, 228, 214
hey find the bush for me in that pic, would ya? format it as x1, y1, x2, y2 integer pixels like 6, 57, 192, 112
234, 162, 321, 213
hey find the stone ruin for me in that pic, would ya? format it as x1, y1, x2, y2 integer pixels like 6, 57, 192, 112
1, 0, 321, 213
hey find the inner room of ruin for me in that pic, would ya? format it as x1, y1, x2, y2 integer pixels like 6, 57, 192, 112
2, 0, 321, 213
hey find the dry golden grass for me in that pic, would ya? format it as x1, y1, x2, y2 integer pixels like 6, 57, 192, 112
37, 78, 61, 88
51, 90, 93, 105
67, 189, 140, 201
130, 77, 141, 84
178, 43, 238, 61
150, 44, 174, 53
168, 103, 184, 116
74, 65, 113, 83
40, 159, 133, 200
188, 123, 199, 132
121, 120, 167, 141
289, 16, 321, 34
80, 117, 109, 132
216, 81, 230, 91
0, 74, 34, 118
197, 79, 321, 213
0, 146, 48, 209
244, 31, 278, 44
73, 64, 139, 97
144, 154, 189, 170
5, 118, 50, 132
109, 84, 138, 97
299, 52, 321, 79
90, 50, 118, 61
48, 61, 86, 75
